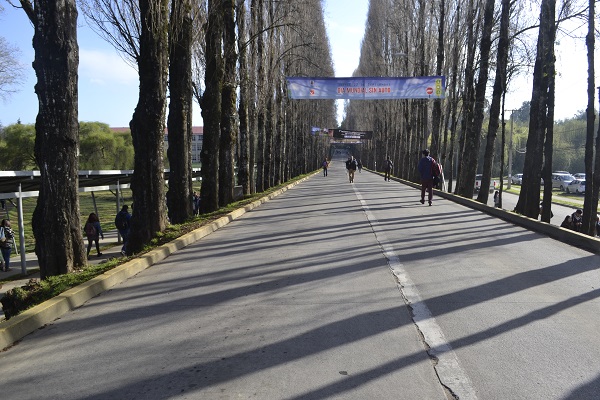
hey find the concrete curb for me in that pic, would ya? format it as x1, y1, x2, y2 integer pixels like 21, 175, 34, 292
375, 170, 600, 254
0, 173, 316, 350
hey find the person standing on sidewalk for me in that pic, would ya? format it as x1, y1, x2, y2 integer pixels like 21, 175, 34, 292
417, 149, 439, 206
0, 219, 14, 271
84, 213, 104, 259
384, 156, 393, 181
322, 158, 329, 176
115, 205, 132, 256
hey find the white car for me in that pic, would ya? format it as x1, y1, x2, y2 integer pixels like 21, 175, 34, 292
573, 173, 586, 180
551, 173, 574, 191
566, 179, 585, 194
511, 173, 523, 185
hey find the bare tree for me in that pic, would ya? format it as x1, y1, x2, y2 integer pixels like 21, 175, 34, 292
515, 0, 557, 219
127, 0, 169, 253
0, 36, 25, 102
199, 0, 222, 213
456, 0, 494, 198
582, 0, 596, 234
219, 0, 238, 206
237, 0, 251, 195
477, 0, 512, 205
17, 0, 86, 277
166, 0, 194, 224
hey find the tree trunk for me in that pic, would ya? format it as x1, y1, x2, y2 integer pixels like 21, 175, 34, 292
254, 0, 265, 193
200, 0, 223, 212
22, 0, 86, 278
167, 0, 193, 224
515, 0, 556, 219
430, 0, 445, 159
128, 0, 169, 253
455, 0, 477, 195
583, 0, 596, 235
219, 0, 238, 207
237, 0, 250, 195
477, 0, 511, 204
458, 0, 493, 198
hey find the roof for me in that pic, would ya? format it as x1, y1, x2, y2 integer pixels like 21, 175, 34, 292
0, 169, 201, 199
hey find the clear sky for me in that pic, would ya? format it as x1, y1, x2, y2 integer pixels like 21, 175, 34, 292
0, 1, 596, 129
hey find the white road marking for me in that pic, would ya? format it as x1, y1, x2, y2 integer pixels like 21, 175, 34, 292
354, 185, 478, 400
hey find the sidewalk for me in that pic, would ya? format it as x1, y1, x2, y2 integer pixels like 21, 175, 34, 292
0, 229, 124, 303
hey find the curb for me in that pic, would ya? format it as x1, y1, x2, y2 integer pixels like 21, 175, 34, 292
0, 173, 316, 350
374, 170, 600, 254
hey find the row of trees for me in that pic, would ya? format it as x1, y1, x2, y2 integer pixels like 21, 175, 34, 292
8, 0, 336, 277
8, 0, 600, 277
341, 0, 600, 232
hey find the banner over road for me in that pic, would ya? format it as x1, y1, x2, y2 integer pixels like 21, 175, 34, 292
330, 129, 373, 140
286, 76, 445, 100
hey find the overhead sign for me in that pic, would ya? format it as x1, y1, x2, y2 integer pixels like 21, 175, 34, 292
330, 129, 373, 140
286, 76, 445, 100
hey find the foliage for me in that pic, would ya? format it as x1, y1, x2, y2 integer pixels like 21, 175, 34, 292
0, 123, 36, 169
0, 122, 135, 170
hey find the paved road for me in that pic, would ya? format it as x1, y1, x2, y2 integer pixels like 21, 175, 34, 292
2, 162, 600, 399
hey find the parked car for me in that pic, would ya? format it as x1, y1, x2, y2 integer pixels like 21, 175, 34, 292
474, 174, 496, 193
566, 179, 586, 194
511, 173, 523, 185
551, 173, 574, 191
573, 173, 586, 180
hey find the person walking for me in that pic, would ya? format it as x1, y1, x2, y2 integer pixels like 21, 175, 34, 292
357, 159, 363, 173
322, 158, 329, 176
0, 219, 14, 271
493, 191, 500, 208
571, 209, 583, 232
346, 156, 357, 183
192, 191, 201, 216
384, 156, 393, 181
84, 213, 104, 258
417, 149, 439, 206
115, 205, 132, 256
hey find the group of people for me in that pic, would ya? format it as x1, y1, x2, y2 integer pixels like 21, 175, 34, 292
321, 157, 364, 181
322, 150, 442, 206
84, 205, 132, 259
560, 208, 590, 233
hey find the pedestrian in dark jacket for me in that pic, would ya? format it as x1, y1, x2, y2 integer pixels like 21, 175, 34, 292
0, 219, 14, 271
84, 213, 104, 258
384, 156, 393, 181
417, 149, 439, 206
115, 205, 132, 256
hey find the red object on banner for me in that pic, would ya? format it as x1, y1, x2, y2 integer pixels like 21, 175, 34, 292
426, 87, 433, 95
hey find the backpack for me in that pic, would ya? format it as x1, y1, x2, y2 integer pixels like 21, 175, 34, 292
432, 160, 441, 177
115, 212, 129, 230
85, 222, 97, 237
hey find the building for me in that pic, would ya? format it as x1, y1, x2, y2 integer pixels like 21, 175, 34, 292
111, 126, 204, 165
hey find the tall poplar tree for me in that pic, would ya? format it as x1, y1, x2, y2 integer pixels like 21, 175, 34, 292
127, 0, 170, 253
19, 0, 86, 277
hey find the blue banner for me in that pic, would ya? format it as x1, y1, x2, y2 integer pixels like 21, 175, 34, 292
286, 76, 445, 100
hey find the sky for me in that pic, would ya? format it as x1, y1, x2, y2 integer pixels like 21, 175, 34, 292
0, 1, 596, 129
